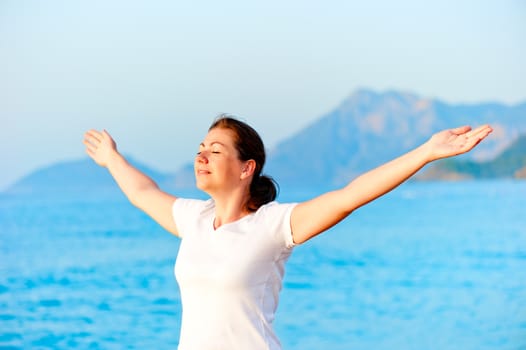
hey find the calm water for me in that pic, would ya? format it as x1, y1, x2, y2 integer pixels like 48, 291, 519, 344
1, 181, 525, 349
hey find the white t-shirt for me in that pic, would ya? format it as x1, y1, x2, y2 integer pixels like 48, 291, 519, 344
172, 198, 297, 350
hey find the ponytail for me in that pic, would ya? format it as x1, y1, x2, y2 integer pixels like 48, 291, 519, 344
247, 174, 279, 211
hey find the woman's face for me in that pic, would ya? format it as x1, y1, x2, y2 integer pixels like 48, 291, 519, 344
194, 127, 248, 194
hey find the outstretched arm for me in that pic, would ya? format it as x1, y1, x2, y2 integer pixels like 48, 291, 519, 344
83, 130, 179, 236
290, 124, 493, 244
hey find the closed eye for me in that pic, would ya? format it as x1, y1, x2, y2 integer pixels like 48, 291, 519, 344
196, 151, 220, 155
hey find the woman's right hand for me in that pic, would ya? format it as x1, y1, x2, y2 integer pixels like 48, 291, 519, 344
82, 129, 180, 236
82, 129, 117, 167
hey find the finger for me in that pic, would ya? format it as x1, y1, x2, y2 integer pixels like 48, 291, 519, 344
102, 129, 112, 139
451, 125, 472, 135
85, 129, 102, 138
85, 148, 96, 158
465, 134, 487, 150
84, 131, 103, 147
82, 139, 98, 153
466, 125, 493, 143
85, 130, 103, 143
463, 125, 492, 149
466, 124, 492, 139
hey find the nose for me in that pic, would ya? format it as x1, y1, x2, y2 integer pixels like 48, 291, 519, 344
196, 152, 208, 164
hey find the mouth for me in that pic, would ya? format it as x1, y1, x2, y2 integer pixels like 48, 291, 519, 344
196, 169, 211, 175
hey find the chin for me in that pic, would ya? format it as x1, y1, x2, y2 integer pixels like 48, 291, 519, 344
195, 179, 210, 193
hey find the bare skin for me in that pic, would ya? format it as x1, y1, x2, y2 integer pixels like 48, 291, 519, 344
83, 129, 178, 234
290, 125, 493, 243
83, 124, 493, 242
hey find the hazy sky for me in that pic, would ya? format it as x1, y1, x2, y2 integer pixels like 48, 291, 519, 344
1, 0, 525, 190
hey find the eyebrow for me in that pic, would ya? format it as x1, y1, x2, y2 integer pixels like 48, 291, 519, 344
199, 141, 226, 148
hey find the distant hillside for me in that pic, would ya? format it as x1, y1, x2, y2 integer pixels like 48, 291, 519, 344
419, 134, 526, 180
265, 89, 526, 187
4, 89, 525, 196
4, 156, 170, 196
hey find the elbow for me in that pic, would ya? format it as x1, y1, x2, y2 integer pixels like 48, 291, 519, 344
128, 195, 140, 208
127, 190, 145, 209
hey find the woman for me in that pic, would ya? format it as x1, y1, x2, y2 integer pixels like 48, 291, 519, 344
83, 115, 492, 350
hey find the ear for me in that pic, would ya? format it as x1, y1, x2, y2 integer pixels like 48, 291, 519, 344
240, 159, 256, 180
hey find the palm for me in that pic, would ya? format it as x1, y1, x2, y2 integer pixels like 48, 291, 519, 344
427, 125, 493, 160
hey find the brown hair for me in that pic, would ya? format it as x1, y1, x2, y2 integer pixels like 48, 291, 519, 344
209, 114, 278, 211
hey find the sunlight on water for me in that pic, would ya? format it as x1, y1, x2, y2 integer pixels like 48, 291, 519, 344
1, 181, 525, 349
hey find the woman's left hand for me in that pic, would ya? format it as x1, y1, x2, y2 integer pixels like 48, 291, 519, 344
426, 124, 493, 161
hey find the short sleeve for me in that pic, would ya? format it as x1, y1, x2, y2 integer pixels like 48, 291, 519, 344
172, 198, 210, 238
258, 202, 298, 249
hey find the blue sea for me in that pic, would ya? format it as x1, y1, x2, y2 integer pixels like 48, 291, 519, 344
1, 180, 526, 349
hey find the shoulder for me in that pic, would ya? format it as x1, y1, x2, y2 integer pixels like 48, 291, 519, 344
173, 197, 213, 214
172, 198, 214, 236
254, 201, 298, 248
256, 201, 297, 217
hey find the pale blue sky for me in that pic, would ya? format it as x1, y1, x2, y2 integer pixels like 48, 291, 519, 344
1, 0, 525, 190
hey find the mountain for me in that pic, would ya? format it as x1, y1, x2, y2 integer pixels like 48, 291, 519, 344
4, 156, 171, 197
265, 89, 526, 187
4, 89, 525, 196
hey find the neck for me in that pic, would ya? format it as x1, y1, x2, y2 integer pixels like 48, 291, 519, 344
210, 188, 251, 229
